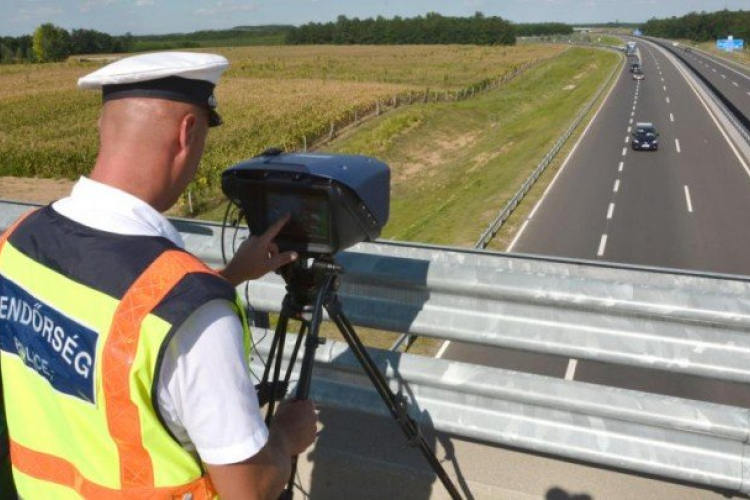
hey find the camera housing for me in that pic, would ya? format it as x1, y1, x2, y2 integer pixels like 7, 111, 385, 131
221, 151, 390, 257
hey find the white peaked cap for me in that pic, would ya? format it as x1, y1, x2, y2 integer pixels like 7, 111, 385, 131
77, 51, 229, 89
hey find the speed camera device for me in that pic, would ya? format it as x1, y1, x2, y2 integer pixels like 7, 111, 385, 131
221, 150, 390, 256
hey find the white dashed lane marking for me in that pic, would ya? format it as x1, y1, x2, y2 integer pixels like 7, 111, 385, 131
684, 185, 693, 213
607, 203, 615, 219
670, 113, 674, 122
675, 139, 681, 153
597, 235, 608, 257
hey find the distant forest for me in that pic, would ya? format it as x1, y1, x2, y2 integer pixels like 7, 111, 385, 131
285, 14, 572, 45
643, 9, 750, 42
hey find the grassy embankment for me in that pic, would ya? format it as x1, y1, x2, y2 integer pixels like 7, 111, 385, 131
327, 47, 620, 247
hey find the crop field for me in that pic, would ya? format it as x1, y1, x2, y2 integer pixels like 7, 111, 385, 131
0, 44, 565, 208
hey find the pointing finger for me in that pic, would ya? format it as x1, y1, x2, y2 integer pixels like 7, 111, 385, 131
261, 214, 291, 243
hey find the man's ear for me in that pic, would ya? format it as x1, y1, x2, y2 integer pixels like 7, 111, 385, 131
179, 113, 198, 150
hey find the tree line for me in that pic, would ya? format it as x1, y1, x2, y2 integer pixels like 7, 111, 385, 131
515, 23, 573, 37
1, 24, 133, 64
643, 9, 750, 42
285, 13, 517, 45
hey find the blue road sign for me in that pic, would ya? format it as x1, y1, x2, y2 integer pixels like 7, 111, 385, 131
717, 38, 744, 51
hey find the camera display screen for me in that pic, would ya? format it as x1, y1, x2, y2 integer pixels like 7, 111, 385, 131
265, 190, 330, 244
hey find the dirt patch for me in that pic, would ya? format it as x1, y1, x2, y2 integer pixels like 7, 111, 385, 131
0, 177, 75, 205
395, 131, 480, 183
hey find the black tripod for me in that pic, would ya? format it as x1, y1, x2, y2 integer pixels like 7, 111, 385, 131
255, 255, 462, 500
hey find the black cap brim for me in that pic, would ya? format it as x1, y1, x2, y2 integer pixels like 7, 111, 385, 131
102, 76, 223, 127
208, 108, 222, 127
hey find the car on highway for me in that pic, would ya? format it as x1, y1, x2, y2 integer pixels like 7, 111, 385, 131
631, 122, 659, 151
630, 62, 641, 73
632, 67, 644, 80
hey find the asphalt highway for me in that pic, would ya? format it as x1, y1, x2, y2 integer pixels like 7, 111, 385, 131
669, 40, 750, 121
439, 38, 750, 412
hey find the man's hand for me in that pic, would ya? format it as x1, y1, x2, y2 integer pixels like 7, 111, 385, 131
205, 400, 318, 500
220, 215, 298, 287
271, 400, 318, 456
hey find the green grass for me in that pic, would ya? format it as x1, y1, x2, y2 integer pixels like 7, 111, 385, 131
326, 47, 621, 247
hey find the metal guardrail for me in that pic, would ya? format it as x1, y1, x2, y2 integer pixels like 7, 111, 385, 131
3, 200, 750, 494
474, 48, 625, 249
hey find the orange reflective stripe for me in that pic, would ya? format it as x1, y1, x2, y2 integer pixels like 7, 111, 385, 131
0, 209, 36, 252
103, 250, 218, 489
11, 439, 216, 499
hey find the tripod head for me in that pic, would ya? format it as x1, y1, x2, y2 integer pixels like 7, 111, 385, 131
278, 256, 342, 317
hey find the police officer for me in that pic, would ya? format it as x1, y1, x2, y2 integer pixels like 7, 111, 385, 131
0, 52, 317, 499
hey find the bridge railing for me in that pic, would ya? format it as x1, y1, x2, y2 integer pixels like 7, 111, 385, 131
2, 200, 750, 494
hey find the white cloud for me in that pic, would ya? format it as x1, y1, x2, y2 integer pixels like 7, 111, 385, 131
194, 0, 260, 16
79, 0, 117, 13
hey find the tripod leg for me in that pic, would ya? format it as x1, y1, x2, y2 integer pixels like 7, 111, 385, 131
265, 301, 292, 425
325, 297, 463, 500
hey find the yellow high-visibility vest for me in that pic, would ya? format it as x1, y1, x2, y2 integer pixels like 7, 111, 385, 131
0, 207, 250, 499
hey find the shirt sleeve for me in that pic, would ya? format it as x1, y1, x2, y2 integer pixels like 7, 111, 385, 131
156, 299, 269, 465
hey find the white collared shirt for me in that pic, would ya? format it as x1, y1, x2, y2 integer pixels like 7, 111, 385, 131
52, 177, 269, 464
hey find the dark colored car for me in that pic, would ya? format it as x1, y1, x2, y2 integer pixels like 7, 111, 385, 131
630, 62, 641, 73
631, 122, 659, 151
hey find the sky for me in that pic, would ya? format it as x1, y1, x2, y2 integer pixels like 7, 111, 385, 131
2, 0, 749, 37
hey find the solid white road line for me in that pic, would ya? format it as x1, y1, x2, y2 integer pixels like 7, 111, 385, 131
607, 203, 615, 219
614, 179, 620, 192
684, 185, 693, 213
597, 234, 608, 257
564, 359, 579, 381
675, 138, 681, 153
506, 219, 529, 253
618, 161, 624, 172
670, 113, 674, 122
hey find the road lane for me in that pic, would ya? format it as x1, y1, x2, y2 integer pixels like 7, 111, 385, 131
442, 39, 750, 410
